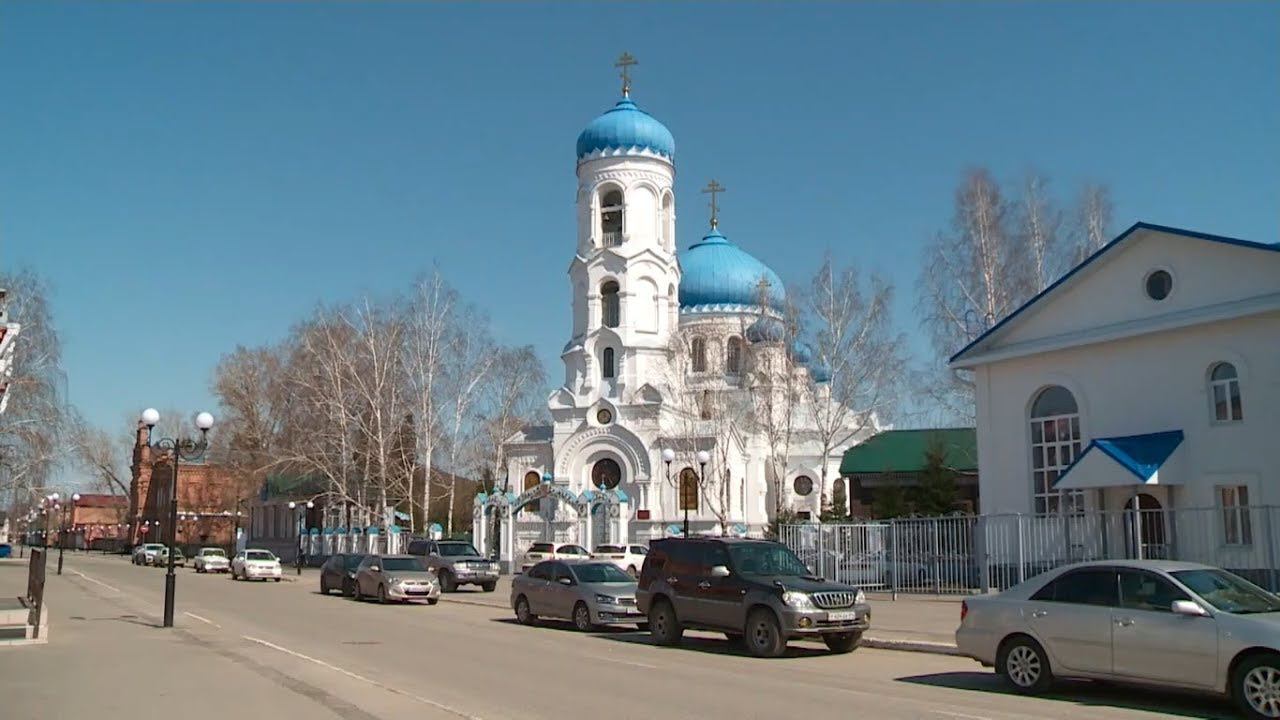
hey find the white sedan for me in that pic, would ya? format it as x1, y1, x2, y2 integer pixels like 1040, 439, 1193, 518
193, 547, 231, 573
591, 544, 648, 576
231, 549, 283, 582
956, 559, 1280, 719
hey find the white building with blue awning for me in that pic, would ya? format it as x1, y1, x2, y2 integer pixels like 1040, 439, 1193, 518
950, 223, 1280, 575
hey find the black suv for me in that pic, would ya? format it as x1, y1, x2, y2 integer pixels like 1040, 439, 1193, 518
636, 538, 871, 658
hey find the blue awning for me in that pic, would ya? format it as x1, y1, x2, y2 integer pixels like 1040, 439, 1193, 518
1055, 430, 1185, 490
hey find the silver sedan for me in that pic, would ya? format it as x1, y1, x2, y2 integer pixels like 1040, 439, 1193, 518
353, 554, 441, 605
956, 559, 1280, 719
511, 560, 644, 631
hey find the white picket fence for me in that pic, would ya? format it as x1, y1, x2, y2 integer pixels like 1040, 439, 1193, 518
780, 505, 1280, 594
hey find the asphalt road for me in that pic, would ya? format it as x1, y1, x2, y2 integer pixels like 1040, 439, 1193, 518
11, 553, 1238, 720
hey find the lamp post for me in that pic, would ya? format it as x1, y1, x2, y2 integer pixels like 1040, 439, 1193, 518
140, 407, 214, 629
691, 450, 710, 537
288, 500, 314, 574
57, 493, 80, 575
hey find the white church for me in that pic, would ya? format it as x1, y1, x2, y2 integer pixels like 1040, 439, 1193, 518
474, 61, 872, 563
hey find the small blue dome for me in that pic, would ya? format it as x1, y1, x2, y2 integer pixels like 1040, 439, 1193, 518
679, 229, 785, 310
790, 341, 813, 365
576, 97, 675, 161
809, 362, 832, 383
745, 317, 786, 343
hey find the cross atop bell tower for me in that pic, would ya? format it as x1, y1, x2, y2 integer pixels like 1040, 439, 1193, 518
615, 52, 637, 98
702, 179, 726, 229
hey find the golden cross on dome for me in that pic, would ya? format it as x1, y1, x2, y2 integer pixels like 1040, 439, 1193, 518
615, 52, 637, 97
702, 179, 726, 229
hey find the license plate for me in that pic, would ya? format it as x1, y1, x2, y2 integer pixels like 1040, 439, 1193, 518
827, 611, 858, 622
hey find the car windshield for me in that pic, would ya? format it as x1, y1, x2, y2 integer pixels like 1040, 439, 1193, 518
343, 555, 366, 570
438, 543, 480, 557
728, 543, 810, 577
202, 549, 226, 557
246, 551, 276, 562
572, 563, 634, 584
529, 543, 554, 553
381, 557, 428, 572
1172, 569, 1280, 614
595, 545, 623, 553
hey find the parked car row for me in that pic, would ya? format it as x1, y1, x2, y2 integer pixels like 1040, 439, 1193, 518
517, 542, 649, 576
319, 552, 440, 604
511, 537, 871, 659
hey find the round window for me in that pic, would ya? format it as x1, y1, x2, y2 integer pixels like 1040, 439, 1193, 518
793, 475, 814, 497
1145, 270, 1172, 301
596, 408, 613, 425
591, 458, 622, 490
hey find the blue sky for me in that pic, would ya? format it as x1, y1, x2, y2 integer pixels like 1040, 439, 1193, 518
1, 1, 1277, 435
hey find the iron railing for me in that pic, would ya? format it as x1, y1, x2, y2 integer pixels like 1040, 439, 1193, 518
781, 505, 1280, 595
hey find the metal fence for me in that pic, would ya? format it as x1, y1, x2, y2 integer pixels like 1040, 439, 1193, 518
780, 505, 1280, 595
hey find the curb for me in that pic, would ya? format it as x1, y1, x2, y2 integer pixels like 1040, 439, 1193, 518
861, 636, 962, 656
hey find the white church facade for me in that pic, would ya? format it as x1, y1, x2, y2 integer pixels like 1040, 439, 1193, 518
475, 66, 871, 564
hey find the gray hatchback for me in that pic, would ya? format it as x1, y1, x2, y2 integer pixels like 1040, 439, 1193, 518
511, 560, 645, 631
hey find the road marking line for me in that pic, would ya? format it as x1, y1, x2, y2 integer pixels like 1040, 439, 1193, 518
590, 656, 657, 669
933, 712, 993, 720
184, 612, 220, 628
72, 571, 120, 593
242, 635, 483, 720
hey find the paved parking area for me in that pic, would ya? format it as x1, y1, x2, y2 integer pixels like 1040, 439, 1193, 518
0, 553, 1237, 720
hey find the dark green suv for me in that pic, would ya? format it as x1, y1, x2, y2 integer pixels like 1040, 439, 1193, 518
636, 538, 871, 658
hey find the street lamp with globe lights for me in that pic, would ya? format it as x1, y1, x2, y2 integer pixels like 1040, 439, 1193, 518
57, 492, 81, 575
140, 408, 214, 628
288, 500, 315, 574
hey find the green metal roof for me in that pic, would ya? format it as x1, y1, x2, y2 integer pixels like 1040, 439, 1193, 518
839, 428, 977, 475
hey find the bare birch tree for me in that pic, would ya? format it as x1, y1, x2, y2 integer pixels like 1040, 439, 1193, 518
802, 252, 904, 511
438, 305, 497, 533
1071, 183, 1113, 264
402, 272, 455, 530
0, 270, 69, 509
745, 282, 804, 522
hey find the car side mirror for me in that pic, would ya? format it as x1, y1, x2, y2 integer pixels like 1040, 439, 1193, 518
710, 565, 731, 578
369, 566, 380, 573
558, 577, 573, 586
1172, 599, 1208, 617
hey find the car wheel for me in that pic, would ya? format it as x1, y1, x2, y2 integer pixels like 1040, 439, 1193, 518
515, 595, 537, 625
320, 578, 329, 595
353, 583, 363, 601
273, 578, 281, 583
342, 579, 354, 597
997, 635, 1053, 694
480, 581, 496, 593
426, 598, 439, 606
745, 608, 786, 658
1234, 652, 1280, 720
573, 602, 594, 632
823, 632, 862, 654
648, 599, 682, 646
378, 584, 388, 604
440, 571, 456, 593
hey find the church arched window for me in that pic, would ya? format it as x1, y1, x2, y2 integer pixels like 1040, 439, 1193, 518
601, 281, 621, 328
691, 336, 707, 373
602, 347, 616, 380
661, 192, 674, 250
725, 336, 743, 375
601, 189, 624, 246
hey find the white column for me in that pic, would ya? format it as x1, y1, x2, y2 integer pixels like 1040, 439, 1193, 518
474, 506, 487, 556
583, 508, 593, 550
617, 501, 629, 545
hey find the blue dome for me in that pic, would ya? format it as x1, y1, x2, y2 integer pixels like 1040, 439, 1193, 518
745, 317, 786, 343
679, 229, 785, 310
576, 97, 675, 161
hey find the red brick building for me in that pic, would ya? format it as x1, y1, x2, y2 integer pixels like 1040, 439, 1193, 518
128, 422, 243, 548
67, 494, 128, 549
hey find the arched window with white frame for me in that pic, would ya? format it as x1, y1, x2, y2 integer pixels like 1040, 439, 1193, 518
725, 336, 743, 375
1209, 362, 1243, 422
600, 189, 624, 246
690, 336, 707, 373
1029, 385, 1083, 516
601, 281, 620, 328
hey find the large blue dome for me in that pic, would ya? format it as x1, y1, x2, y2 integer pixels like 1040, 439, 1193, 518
576, 97, 675, 161
679, 229, 785, 310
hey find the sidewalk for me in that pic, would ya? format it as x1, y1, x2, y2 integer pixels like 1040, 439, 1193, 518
439, 576, 964, 655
